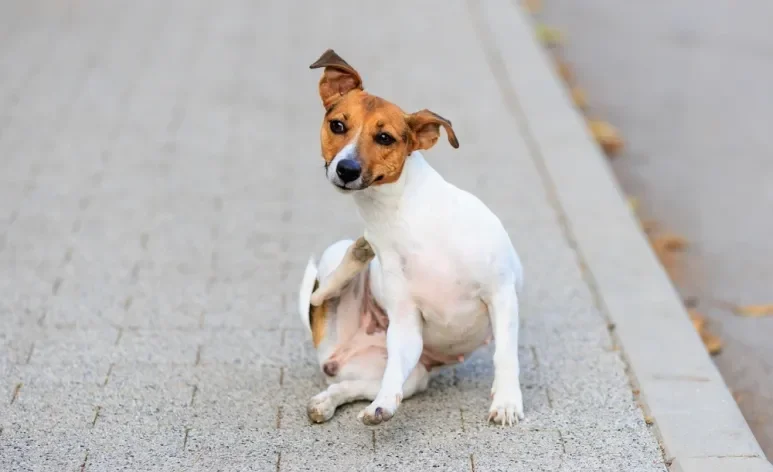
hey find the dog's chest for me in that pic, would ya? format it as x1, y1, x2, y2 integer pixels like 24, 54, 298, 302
389, 242, 484, 318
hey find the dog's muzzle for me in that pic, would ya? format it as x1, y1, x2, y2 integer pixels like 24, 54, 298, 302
335, 159, 361, 184
327, 159, 367, 191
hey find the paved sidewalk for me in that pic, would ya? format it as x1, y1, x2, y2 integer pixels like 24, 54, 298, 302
0, 0, 670, 470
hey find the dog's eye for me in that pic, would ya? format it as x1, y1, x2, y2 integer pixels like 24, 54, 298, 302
375, 132, 396, 146
329, 120, 347, 135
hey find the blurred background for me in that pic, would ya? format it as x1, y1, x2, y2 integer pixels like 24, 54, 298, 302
530, 0, 773, 460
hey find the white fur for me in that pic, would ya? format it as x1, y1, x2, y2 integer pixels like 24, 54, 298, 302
298, 257, 318, 332
353, 151, 525, 425
299, 149, 525, 426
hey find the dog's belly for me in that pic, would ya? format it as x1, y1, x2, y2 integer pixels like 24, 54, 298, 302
399, 254, 492, 365
419, 301, 491, 358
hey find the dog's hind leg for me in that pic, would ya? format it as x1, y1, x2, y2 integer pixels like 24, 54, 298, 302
307, 364, 429, 423
310, 236, 374, 306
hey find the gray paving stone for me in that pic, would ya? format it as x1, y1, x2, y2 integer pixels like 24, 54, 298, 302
368, 430, 472, 471
561, 425, 666, 472
199, 329, 285, 366
191, 386, 277, 431
2, 383, 100, 432
85, 426, 188, 472
95, 364, 195, 429
116, 329, 201, 364
191, 364, 281, 392
0, 428, 88, 472
184, 428, 279, 472
3, 362, 110, 387
468, 429, 564, 472
27, 328, 118, 369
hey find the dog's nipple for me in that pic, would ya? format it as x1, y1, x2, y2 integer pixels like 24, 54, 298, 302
322, 361, 339, 377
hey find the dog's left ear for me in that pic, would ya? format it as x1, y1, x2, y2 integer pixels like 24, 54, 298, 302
309, 49, 363, 108
406, 109, 460, 151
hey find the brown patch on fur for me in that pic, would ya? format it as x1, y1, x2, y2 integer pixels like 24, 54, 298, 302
311, 49, 458, 186
363, 95, 383, 112
309, 279, 327, 347
309, 49, 363, 108
310, 302, 327, 348
406, 109, 459, 150
319, 90, 412, 185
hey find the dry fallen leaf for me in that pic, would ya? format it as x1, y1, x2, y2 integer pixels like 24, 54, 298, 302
650, 234, 689, 252
689, 309, 706, 332
523, 0, 542, 14
571, 87, 588, 110
626, 196, 640, 214
556, 59, 573, 83
701, 331, 723, 355
588, 119, 624, 156
733, 304, 773, 318
650, 246, 678, 280
640, 219, 658, 234
683, 296, 699, 309
535, 24, 564, 47
687, 309, 722, 355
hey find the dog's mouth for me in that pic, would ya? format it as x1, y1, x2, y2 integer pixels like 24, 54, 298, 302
326, 168, 376, 192
333, 183, 356, 192
332, 181, 368, 193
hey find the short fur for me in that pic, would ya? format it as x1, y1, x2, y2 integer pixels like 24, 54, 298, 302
300, 49, 525, 426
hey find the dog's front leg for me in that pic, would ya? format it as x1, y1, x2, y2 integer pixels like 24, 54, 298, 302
487, 285, 525, 425
358, 295, 423, 425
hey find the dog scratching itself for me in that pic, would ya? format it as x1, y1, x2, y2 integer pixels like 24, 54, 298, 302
300, 49, 525, 427
310, 237, 374, 306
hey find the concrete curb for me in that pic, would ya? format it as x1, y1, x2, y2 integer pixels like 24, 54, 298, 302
472, 1, 773, 471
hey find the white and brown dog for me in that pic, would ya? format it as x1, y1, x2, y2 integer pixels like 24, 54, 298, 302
298, 49, 524, 426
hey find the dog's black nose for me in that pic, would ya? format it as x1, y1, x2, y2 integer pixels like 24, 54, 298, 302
336, 159, 361, 183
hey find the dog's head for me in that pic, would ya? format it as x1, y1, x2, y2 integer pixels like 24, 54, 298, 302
309, 49, 459, 192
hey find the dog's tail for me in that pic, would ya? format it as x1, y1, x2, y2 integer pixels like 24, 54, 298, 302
298, 255, 318, 332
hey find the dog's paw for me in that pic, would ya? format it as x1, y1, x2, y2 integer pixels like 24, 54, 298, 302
487, 382, 524, 426
357, 394, 401, 426
307, 392, 336, 423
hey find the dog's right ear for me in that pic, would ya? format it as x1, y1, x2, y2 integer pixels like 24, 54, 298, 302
309, 49, 363, 108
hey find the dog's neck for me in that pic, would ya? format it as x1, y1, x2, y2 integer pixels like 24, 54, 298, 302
352, 151, 436, 231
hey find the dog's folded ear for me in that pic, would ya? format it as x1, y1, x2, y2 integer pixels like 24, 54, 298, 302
406, 109, 460, 151
309, 49, 363, 107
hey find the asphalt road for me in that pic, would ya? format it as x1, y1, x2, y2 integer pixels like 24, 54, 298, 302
537, 0, 773, 461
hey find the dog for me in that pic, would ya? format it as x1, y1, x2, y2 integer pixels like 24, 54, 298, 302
298, 49, 525, 426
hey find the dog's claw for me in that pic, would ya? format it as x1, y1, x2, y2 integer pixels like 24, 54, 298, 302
487, 380, 524, 426
487, 406, 522, 426
358, 395, 400, 426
